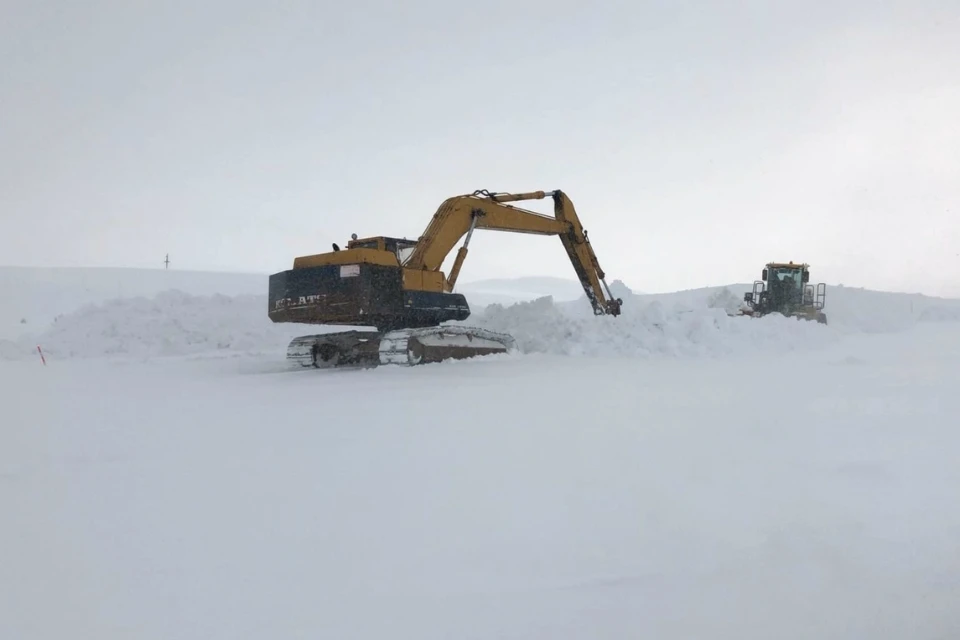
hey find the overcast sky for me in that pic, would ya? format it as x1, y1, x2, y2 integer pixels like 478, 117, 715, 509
2, 0, 958, 296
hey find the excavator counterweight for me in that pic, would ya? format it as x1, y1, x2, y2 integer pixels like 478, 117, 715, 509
268, 188, 622, 368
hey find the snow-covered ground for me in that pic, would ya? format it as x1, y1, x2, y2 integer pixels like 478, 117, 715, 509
3, 267, 960, 638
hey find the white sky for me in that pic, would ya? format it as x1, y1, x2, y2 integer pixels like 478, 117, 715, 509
2, 0, 958, 296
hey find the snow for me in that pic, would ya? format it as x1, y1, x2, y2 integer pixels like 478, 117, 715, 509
7, 266, 959, 361
3, 267, 960, 638
0, 266, 267, 340
3, 288, 843, 362
463, 295, 839, 358
455, 275, 598, 307
5, 326, 960, 638
5, 269, 958, 364
456, 276, 637, 309
1, 290, 320, 360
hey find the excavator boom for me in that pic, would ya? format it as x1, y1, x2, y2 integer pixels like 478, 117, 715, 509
408, 189, 621, 316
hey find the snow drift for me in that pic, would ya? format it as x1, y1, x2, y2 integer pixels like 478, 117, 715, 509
612, 284, 960, 335
0, 266, 268, 339
3, 275, 959, 363
1, 291, 322, 360
5, 265, 959, 364
3, 289, 838, 362
465, 296, 837, 358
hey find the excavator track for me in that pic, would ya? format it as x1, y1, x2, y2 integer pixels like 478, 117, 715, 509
286, 326, 518, 369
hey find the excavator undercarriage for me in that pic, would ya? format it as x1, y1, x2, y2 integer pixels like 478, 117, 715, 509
268, 249, 521, 368
268, 188, 621, 369
285, 326, 519, 369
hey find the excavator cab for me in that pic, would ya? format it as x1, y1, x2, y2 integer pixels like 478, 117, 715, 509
345, 236, 418, 265
741, 261, 827, 324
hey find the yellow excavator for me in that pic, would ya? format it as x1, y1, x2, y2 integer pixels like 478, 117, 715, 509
268, 189, 622, 368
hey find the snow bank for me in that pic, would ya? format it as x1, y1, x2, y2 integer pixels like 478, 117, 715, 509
6, 280, 957, 363
0, 266, 268, 340
465, 296, 837, 358
552, 283, 960, 335
5, 265, 957, 363
2, 290, 319, 360
812, 286, 960, 333
3, 289, 842, 362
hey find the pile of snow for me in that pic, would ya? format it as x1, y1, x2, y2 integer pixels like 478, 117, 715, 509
706, 286, 748, 315
822, 286, 960, 332
1, 291, 321, 360
0, 266, 268, 340
4, 275, 959, 363
465, 296, 837, 358
607, 278, 634, 301
561, 283, 960, 335
3, 289, 842, 362
8, 265, 956, 357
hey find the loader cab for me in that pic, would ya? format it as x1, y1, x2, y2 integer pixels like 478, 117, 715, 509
763, 262, 808, 305
346, 236, 419, 265
745, 261, 826, 315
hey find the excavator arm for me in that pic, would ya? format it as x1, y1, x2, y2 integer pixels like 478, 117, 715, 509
405, 189, 622, 316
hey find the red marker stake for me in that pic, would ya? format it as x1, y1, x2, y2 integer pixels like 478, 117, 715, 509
37, 345, 46, 366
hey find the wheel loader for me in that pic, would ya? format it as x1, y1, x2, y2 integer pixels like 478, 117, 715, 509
267, 189, 623, 368
739, 261, 827, 324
